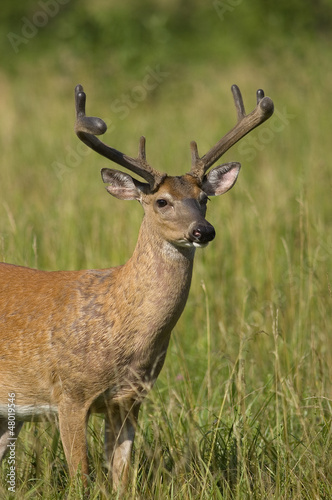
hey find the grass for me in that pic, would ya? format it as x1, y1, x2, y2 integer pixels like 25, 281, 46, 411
1, 2, 332, 497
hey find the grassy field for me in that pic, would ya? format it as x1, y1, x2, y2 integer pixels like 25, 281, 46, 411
0, 1, 332, 498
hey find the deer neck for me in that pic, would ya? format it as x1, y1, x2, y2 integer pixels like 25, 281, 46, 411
117, 216, 195, 333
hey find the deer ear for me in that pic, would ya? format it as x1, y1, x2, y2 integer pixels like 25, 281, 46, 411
202, 162, 241, 196
101, 168, 148, 200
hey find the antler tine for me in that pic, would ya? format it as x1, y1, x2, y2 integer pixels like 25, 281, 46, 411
189, 84, 274, 181
74, 85, 165, 190
232, 84, 246, 120
190, 140, 203, 170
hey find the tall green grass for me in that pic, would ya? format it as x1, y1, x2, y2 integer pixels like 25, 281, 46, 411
1, 4, 332, 497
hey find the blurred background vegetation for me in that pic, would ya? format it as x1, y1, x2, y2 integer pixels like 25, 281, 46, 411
0, 0, 332, 498
1, 0, 331, 67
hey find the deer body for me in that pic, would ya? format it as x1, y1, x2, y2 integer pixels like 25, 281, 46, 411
0, 85, 273, 490
0, 204, 194, 409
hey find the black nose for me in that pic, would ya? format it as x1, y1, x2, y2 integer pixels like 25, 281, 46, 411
190, 223, 216, 244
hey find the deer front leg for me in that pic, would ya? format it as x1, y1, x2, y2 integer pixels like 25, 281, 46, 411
104, 402, 140, 491
58, 398, 89, 486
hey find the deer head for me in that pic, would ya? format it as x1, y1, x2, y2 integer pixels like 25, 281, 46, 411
74, 84, 273, 251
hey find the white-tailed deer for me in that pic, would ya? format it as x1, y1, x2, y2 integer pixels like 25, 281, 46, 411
0, 84, 273, 490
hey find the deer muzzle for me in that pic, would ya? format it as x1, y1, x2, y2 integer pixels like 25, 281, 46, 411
188, 221, 216, 248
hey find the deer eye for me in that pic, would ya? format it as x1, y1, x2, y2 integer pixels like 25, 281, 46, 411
156, 199, 168, 208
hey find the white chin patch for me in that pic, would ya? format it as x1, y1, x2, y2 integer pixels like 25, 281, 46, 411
175, 239, 209, 249
193, 241, 209, 248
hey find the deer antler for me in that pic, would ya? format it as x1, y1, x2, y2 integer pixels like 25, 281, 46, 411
189, 85, 274, 181
74, 84, 165, 190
